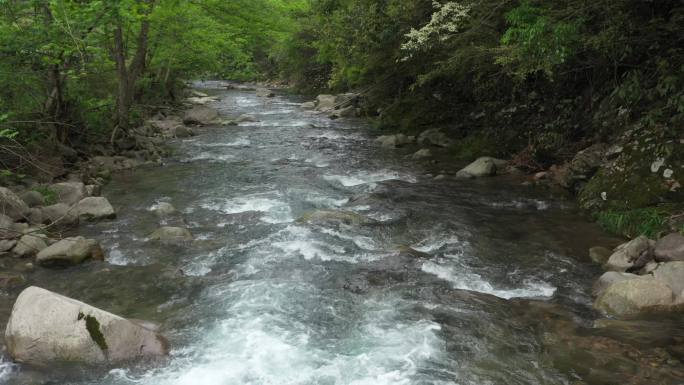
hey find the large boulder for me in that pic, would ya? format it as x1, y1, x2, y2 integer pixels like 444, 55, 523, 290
654, 233, 684, 262
183, 106, 219, 126
455, 157, 507, 179
375, 134, 413, 149
75, 197, 116, 220
36, 237, 104, 266
594, 276, 674, 316
653, 261, 684, 300
592, 271, 639, 296
49, 182, 86, 205
41, 203, 79, 226
149, 227, 193, 242
11, 233, 48, 258
0, 187, 30, 221
5, 286, 169, 365
604, 236, 651, 272
417, 128, 452, 148
315, 94, 337, 111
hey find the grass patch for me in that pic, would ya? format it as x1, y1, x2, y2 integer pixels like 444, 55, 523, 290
597, 207, 670, 238
32, 186, 57, 205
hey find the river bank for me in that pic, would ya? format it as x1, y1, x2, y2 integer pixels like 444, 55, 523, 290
1, 82, 683, 384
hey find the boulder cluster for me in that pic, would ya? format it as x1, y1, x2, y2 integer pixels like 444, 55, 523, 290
591, 232, 684, 317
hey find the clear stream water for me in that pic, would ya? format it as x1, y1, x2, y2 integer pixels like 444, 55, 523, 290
1, 82, 682, 385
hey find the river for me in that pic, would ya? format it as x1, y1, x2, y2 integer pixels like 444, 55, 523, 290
2, 82, 682, 385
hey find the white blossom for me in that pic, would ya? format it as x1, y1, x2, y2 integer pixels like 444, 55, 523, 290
401, 1, 471, 59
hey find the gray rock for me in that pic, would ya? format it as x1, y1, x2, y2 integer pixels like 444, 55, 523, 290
27, 208, 43, 225
0, 213, 14, 239
256, 88, 275, 98
183, 106, 219, 125
236, 114, 258, 123
411, 149, 432, 160
0, 187, 30, 221
605, 236, 651, 272
0, 272, 25, 290
653, 261, 684, 301
0, 239, 17, 252
41, 203, 79, 226
315, 94, 337, 111
589, 246, 613, 265
417, 128, 452, 148
20, 190, 44, 208
12, 234, 48, 258
328, 106, 357, 119
49, 182, 86, 205
592, 271, 639, 296
375, 134, 412, 149
5, 286, 169, 365
301, 101, 316, 110
456, 157, 505, 179
151, 202, 176, 217
149, 227, 193, 242
172, 125, 194, 138
595, 276, 674, 316
85, 184, 101, 197
654, 233, 684, 262
75, 197, 116, 220
36, 237, 104, 266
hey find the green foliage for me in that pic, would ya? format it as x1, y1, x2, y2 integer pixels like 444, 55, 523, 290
597, 208, 669, 239
32, 187, 57, 205
498, 1, 582, 78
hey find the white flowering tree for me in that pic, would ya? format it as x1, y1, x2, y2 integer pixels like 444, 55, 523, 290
401, 1, 471, 59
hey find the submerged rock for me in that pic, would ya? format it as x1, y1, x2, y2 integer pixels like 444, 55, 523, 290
36, 237, 104, 266
183, 106, 219, 126
75, 197, 116, 220
297, 210, 375, 226
0, 187, 30, 221
256, 88, 275, 98
236, 114, 258, 123
0, 272, 25, 290
149, 226, 193, 242
5, 286, 169, 365
151, 202, 177, 217
589, 246, 613, 265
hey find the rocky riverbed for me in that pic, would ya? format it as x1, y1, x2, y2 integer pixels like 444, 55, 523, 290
0, 81, 683, 384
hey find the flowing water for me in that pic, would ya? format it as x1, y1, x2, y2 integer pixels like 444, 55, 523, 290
2, 82, 682, 385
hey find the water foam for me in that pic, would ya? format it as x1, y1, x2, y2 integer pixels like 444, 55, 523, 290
201, 193, 293, 224
421, 260, 557, 299
323, 171, 416, 187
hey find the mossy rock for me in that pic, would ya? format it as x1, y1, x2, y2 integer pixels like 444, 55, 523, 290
578, 128, 682, 213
